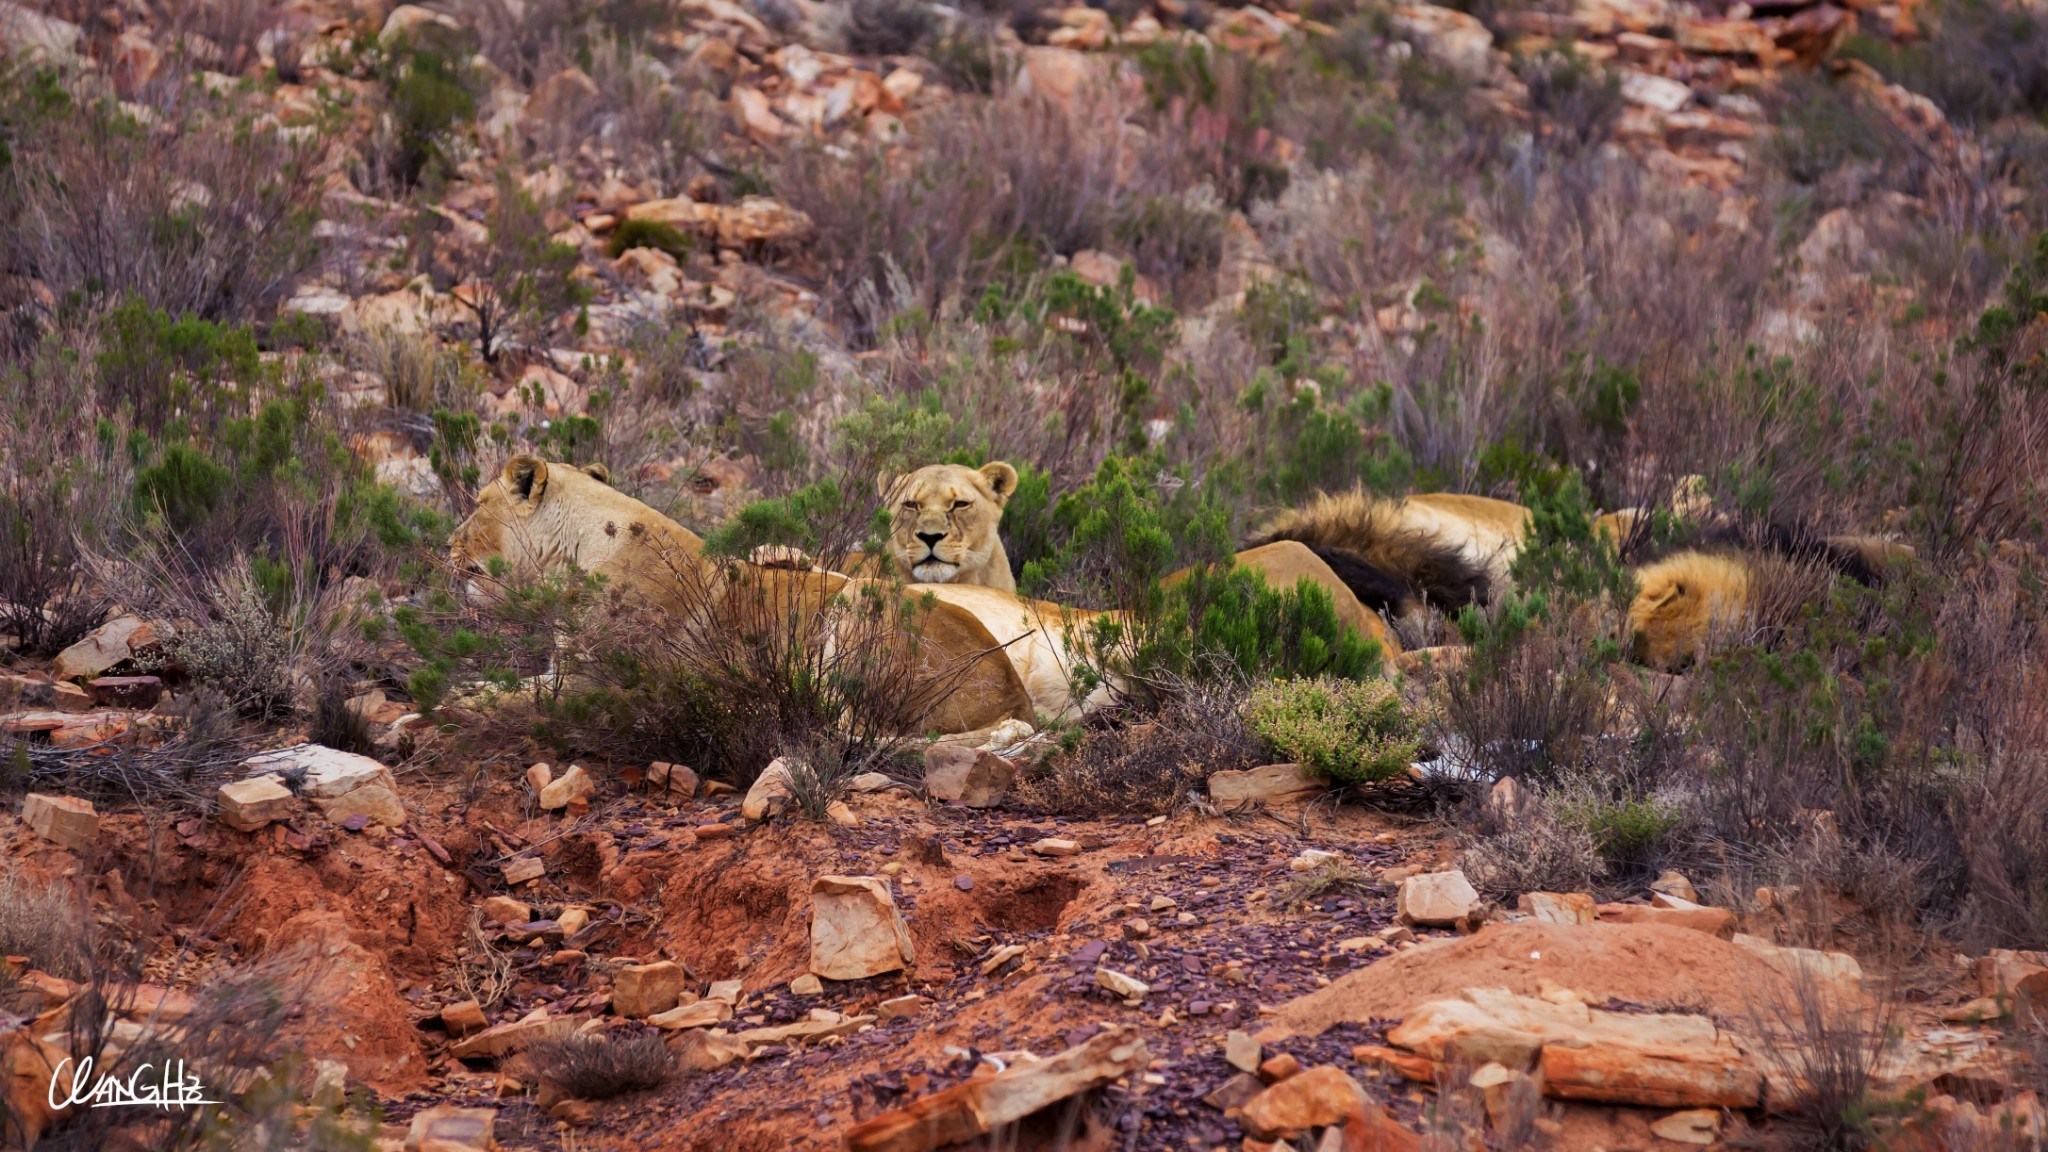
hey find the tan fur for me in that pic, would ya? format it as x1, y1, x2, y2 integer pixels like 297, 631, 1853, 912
879, 462, 1019, 592
914, 583, 1114, 722
1173, 541, 1402, 658
2, 1027, 68, 1148
1255, 489, 1531, 612
451, 458, 1033, 733
450, 457, 709, 613
924, 543, 1404, 720
1626, 551, 1752, 672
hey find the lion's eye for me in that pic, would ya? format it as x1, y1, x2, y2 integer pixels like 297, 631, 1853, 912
902, 503, 918, 512
951, 500, 971, 510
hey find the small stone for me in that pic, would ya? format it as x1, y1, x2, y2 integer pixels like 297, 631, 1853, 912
1517, 891, 1596, 925
1225, 1030, 1262, 1073
706, 980, 744, 1005
825, 800, 859, 826
1237, 1065, 1367, 1140
556, 906, 591, 938
217, 777, 295, 833
441, 999, 488, 1037
1203, 1071, 1264, 1111
614, 961, 688, 1018
1094, 967, 1149, 999
86, 675, 162, 709
1033, 837, 1082, 857
313, 784, 405, 828
1149, 895, 1177, 912
648, 999, 731, 1030
877, 994, 927, 1020
1650, 1109, 1722, 1145
954, 875, 974, 891
402, 1104, 495, 1150
922, 744, 1016, 807
809, 875, 916, 980
743, 758, 796, 821
981, 944, 1027, 976
52, 615, 152, 680
526, 763, 552, 793
22, 793, 96, 851
1258, 1053, 1302, 1083
648, 761, 699, 798
1651, 870, 1701, 904
694, 823, 734, 840
482, 896, 531, 924
790, 974, 824, 996
539, 764, 593, 810
1397, 870, 1481, 927
501, 857, 545, 886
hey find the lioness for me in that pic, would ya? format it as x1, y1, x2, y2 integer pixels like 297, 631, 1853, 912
875, 462, 1402, 651
879, 462, 1021, 591
450, 457, 1035, 734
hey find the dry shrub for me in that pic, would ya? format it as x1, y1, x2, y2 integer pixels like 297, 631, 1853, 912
0, 868, 90, 980
0, 339, 128, 655
349, 325, 475, 414
1438, 608, 1618, 788
151, 559, 301, 720
0, 871, 368, 1152
773, 88, 1125, 340
4, 79, 330, 326
528, 1031, 678, 1099
1745, 966, 1905, 1152
1018, 679, 1261, 816
1457, 792, 1607, 900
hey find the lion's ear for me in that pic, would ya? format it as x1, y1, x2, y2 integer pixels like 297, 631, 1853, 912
1639, 581, 1683, 612
581, 463, 611, 486
504, 456, 550, 504
877, 471, 906, 500
979, 462, 1019, 506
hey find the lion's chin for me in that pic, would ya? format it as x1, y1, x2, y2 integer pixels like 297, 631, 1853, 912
911, 560, 959, 583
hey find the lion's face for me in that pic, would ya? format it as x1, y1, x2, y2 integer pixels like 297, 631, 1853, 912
881, 463, 1018, 586
1626, 552, 1748, 672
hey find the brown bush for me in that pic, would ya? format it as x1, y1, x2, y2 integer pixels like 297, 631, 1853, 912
1018, 679, 1262, 816
4, 80, 330, 326
528, 1031, 678, 1099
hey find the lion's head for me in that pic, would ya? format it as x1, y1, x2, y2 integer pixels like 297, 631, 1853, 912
450, 457, 706, 609
1626, 551, 1750, 672
879, 462, 1019, 591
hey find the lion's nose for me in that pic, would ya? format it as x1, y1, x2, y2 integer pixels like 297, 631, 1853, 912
916, 531, 946, 549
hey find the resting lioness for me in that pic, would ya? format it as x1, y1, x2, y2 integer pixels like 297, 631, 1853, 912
879, 462, 1021, 591
874, 462, 1401, 653
449, 457, 1035, 734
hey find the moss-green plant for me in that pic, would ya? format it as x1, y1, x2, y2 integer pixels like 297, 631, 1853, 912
606, 217, 693, 261
1243, 676, 1426, 786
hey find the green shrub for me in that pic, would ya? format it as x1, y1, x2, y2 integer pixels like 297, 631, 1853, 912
381, 39, 477, 189
606, 217, 693, 260
1243, 676, 1426, 786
